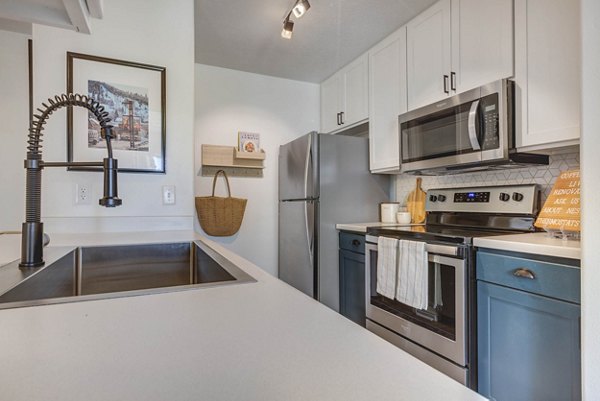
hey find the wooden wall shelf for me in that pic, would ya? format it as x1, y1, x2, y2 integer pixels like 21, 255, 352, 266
201, 144, 265, 177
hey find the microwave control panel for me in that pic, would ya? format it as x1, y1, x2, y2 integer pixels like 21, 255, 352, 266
480, 93, 500, 150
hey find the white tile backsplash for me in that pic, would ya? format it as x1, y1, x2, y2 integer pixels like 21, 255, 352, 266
395, 152, 580, 205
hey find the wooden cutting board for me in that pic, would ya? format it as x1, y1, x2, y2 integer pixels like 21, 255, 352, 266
406, 178, 426, 224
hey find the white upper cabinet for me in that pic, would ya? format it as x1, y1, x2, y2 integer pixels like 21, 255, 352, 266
515, 0, 581, 150
407, 0, 514, 111
343, 57, 369, 127
451, 0, 513, 94
320, 74, 343, 134
369, 27, 407, 173
406, 0, 452, 110
320, 54, 369, 134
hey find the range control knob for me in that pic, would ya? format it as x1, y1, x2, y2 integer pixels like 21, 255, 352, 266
499, 192, 510, 202
429, 195, 438, 202
512, 192, 524, 202
438, 194, 447, 202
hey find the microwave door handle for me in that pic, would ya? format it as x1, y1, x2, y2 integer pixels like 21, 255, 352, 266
467, 100, 481, 151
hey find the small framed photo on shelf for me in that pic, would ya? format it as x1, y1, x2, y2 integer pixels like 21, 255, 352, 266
238, 132, 260, 153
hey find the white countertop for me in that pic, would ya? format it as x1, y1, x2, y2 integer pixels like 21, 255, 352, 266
0, 230, 484, 401
336, 222, 416, 233
474, 232, 581, 260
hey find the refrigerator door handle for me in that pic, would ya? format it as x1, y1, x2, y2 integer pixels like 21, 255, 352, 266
305, 200, 315, 289
304, 134, 312, 199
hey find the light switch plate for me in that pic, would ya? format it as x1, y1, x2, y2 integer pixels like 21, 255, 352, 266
162, 185, 176, 205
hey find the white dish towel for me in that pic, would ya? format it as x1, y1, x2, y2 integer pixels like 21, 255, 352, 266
395, 240, 429, 310
376, 236, 399, 299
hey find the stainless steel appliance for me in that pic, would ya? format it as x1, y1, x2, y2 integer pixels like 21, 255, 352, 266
278, 132, 390, 312
365, 184, 540, 389
399, 79, 548, 175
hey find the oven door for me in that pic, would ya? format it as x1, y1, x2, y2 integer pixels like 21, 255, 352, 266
365, 239, 467, 366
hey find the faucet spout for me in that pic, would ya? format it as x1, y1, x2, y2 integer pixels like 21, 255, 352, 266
20, 93, 122, 268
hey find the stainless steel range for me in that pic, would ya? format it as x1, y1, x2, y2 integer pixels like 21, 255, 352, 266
364, 184, 540, 389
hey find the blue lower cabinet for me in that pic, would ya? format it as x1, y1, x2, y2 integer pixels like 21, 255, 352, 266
339, 249, 366, 326
477, 281, 581, 401
339, 232, 366, 327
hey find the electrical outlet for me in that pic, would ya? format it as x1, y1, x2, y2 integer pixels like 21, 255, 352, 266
162, 185, 176, 205
75, 183, 92, 205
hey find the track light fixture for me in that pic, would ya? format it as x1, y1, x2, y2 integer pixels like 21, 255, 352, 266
292, 0, 311, 18
281, 18, 294, 39
281, 0, 310, 40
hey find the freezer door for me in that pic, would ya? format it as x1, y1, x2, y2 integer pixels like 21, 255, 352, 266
278, 200, 317, 298
278, 132, 318, 200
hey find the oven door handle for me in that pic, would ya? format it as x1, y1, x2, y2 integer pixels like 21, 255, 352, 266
367, 237, 460, 258
467, 99, 481, 151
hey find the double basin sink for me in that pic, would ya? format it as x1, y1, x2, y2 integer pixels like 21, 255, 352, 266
0, 241, 255, 309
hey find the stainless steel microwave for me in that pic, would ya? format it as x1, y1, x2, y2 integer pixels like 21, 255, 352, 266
399, 79, 547, 175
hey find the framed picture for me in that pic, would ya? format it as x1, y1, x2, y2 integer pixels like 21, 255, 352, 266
67, 52, 166, 173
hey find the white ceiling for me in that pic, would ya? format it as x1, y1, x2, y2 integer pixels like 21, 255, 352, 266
0, 0, 97, 34
195, 0, 438, 83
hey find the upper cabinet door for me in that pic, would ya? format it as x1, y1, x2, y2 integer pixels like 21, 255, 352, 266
407, 0, 451, 110
342, 54, 369, 126
451, 0, 514, 94
515, 0, 581, 150
320, 74, 342, 134
369, 27, 407, 173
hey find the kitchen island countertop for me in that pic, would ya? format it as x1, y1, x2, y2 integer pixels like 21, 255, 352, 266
0, 230, 485, 401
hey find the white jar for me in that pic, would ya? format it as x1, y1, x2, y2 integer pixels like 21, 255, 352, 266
380, 202, 400, 223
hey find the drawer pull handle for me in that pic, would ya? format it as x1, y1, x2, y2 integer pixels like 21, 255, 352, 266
352, 239, 361, 246
513, 268, 535, 280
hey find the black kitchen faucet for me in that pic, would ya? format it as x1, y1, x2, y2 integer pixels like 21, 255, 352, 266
20, 93, 122, 268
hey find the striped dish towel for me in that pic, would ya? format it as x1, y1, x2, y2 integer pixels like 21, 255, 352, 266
376, 236, 399, 299
395, 240, 429, 310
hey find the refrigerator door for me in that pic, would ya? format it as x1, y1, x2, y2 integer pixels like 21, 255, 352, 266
278, 132, 318, 201
278, 199, 317, 298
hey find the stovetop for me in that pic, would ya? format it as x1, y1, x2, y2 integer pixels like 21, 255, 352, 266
367, 184, 541, 244
367, 224, 530, 245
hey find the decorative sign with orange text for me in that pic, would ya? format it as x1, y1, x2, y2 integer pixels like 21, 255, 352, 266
535, 169, 580, 232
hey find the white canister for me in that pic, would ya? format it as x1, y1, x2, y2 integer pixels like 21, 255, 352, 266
380, 202, 400, 223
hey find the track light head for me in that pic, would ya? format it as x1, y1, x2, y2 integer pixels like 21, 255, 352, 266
292, 0, 311, 18
281, 19, 294, 39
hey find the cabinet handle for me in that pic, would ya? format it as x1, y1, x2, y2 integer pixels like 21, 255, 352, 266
450, 71, 456, 91
351, 239, 361, 246
513, 268, 536, 280
340, 111, 345, 125
443, 75, 449, 94
336, 112, 341, 125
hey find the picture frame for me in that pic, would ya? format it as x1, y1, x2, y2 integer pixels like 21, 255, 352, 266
238, 131, 260, 153
67, 51, 166, 173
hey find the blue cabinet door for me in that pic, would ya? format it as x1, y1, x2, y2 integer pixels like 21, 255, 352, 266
339, 249, 366, 326
478, 281, 581, 401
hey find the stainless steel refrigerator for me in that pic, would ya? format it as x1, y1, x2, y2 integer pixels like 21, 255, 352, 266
278, 132, 390, 312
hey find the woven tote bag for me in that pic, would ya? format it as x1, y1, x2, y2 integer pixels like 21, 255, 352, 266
195, 170, 247, 236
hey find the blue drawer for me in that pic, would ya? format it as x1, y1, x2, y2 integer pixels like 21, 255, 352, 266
477, 251, 580, 304
339, 232, 365, 254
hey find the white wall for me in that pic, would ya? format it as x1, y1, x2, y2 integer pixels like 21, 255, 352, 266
581, 0, 600, 397
0, 30, 29, 231
23, 0, 195, 233
194, 64, 319, 275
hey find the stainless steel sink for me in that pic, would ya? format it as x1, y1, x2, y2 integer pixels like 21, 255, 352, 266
0, 241, 255, 309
